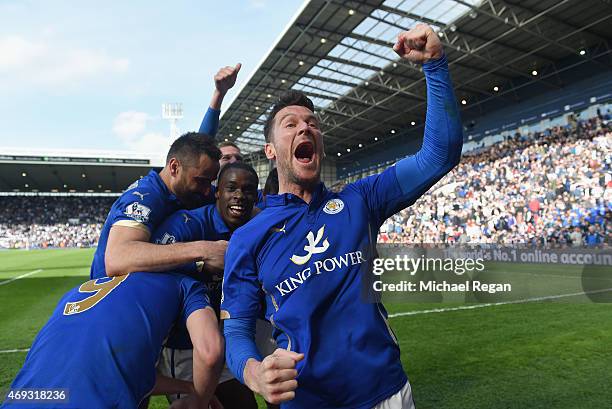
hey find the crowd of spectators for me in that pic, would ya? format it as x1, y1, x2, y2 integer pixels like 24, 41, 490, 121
0, 197, 115, 249
379, 115, 611, 246
1, 115, 609, 250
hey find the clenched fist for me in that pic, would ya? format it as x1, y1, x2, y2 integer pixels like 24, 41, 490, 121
214, 63, 241, 96
393, 23, 443, 64
244, 349, 304, 405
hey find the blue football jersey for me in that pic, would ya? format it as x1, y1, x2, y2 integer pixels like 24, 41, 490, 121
91, 108, 220, 280
221, 166, 418, 409
4, 273, 209, 409
90, 170, 184, 279
150, 204, 230, 348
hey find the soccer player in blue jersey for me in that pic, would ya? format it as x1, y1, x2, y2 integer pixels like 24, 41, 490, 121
3, 273, 223, 409
90, 133, 224, 279
90, 64, 241, 280
221, 23, 463, 408
151, 162, 261, 409
207, 140, 267, 205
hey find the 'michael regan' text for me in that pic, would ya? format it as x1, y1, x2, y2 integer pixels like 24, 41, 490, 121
374, 280, 512, 294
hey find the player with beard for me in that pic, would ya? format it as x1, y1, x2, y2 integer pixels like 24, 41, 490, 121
90, 63, 241, 280
89, 133, 225, 279
221, 24, 463, 408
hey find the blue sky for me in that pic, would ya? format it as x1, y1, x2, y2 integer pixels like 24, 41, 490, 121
0, 0, 304, 155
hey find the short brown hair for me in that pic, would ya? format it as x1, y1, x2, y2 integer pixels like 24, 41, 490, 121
218, 141, 240, 151
263, 90, 315, 142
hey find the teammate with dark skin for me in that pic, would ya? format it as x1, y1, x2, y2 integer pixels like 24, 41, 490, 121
212, 165, 259, 409
166, 163, 259, 409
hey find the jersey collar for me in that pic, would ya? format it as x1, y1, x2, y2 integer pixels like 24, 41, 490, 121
211, 205, 231, 234
264, 182, 328, 210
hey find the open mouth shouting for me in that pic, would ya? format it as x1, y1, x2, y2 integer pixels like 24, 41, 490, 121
294, 140, 315, 164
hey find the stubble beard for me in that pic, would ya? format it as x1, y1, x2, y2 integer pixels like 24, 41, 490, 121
277, 155, 321, 191
175, 176, 201, 209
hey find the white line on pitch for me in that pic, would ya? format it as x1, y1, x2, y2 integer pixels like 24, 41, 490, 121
388, 287, 612, 318
0, 269, 43, 286
0, 348, 30, 354
0, 287, 610, 353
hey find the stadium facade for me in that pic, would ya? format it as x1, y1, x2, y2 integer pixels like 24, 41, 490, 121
0, 148, 163, 195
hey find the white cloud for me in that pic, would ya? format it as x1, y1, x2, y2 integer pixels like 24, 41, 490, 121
0, 34, 129, 89
112, 111, 151, 139
112, 111, 171, 157
126, 132, 172, 156
0, 35, 44, 69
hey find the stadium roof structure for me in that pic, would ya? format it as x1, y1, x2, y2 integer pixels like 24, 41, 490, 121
0, 148, 163, 194
219, 0, 612, 159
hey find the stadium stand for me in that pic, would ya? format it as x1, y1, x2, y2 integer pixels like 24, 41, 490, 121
0, 196, 115, 249
211, 0, 611, 246
0, 150, 156, 249
377, 115, 611, 245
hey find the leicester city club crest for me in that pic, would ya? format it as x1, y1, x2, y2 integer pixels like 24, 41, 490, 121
323, 198, 344, 215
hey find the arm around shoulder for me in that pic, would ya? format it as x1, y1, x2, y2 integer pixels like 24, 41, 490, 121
105, 225, 223, 276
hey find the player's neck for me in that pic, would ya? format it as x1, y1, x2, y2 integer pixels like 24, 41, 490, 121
278, 180, 317, 204
158, 167, 176, 196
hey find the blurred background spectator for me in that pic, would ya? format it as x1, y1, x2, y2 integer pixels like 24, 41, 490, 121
0, 197, 115, 249
377, 116, 610, 246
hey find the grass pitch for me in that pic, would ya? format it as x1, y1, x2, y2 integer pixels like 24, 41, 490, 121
0, 248, 610, 408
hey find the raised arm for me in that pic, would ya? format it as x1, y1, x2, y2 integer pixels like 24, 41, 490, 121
199, 63, 242, 135
393, 24, 463, 196
346, 24, 463, 227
